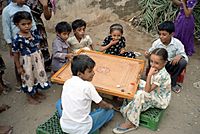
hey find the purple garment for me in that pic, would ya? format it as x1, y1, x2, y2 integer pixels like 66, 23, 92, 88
174, 0, 197, 56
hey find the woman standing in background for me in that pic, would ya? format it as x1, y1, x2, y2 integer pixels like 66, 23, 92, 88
171, 0, 197, 56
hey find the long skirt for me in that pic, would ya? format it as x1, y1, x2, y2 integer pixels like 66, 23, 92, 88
20, 50, 50, 95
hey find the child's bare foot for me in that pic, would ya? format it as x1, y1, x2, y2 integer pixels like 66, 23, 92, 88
119, 122, 136, 129
35, 92, 46, 100
0, 104, 11, 113
0, 83, 11, 95
27, 95, 41, 105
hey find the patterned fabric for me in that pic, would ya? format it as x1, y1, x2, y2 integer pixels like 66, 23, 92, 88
102, 35, 135, 58
12, 30, 50, 95
20, 50, 50, 95
26, 0, 53, 68
12, 30, 41, 56
26, 0, 52, 26
120, 67, 171, 127
102, 35, 125, 55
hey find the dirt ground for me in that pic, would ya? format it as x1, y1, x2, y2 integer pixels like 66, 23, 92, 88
0, 0, 200, 134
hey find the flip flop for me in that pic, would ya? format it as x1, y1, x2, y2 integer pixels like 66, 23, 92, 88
113, 126, 137, 134
172, 84, 182, 94
112, 106, 120, 112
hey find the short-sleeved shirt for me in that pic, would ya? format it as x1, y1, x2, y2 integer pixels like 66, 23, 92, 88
12, 30, 41, 56
101, 35, 126, 55
60, 76, 102, 134
148, 37, 188, 62
150, 67, 171, 100
67, 35, 92, 52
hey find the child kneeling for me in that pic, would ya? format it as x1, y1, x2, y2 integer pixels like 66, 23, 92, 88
58, 55, 114, 134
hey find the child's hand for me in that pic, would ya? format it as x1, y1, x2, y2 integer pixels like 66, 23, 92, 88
17, 67, 25, 75
148, 67, 158, 76
144, 51, 149, 58
120, 48, 126, 54
66, 53, 74, 61
170, 55, 181, 65
110, 39, 119, 46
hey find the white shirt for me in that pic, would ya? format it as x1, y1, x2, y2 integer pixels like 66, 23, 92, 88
67, 35, 93, 52
60, 76, 102, 134
148, 37, 188, 62
2, 2, 37, 44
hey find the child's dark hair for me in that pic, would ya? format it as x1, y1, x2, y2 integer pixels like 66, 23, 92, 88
55, 21, 72, 34
13, 11, 32, 25
158, 21, 175, 34
151, 48, 168, 61
71, 55, 95, 76
72, 19, 86, 30
110, 23, 123, 34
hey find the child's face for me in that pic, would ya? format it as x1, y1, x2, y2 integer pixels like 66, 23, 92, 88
111, 30, 122, 40
58, 32, 70, 41
150, 54, 166, 71
15, 0, 26, 5
74, 26, 86, 39
159, 30, 172, 45
79, 68, 95, 82
17, 19, 32, 33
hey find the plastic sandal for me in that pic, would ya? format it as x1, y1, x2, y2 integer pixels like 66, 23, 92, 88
113, 126, 137, 134
172, 85, 181, 94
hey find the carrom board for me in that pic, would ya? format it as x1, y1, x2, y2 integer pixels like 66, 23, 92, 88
51, 50, 145, 99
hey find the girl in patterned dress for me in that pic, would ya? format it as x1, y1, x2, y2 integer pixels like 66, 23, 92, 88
100, 23, 135, 58
12, 11, 50, 104
113, 48, 171, 134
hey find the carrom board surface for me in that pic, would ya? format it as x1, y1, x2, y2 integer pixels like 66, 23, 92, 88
51, 50, 145, 99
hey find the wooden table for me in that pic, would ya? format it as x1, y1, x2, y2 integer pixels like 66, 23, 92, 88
51, 50, 145, 99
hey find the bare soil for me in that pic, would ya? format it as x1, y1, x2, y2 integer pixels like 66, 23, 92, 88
0, 0, 200, 134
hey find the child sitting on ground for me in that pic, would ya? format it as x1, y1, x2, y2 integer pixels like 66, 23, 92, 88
100, 23, 135, 58
51, 21, 74, 73
145, 21, 188, 93
58, 55, 114, 134
12, 11, 50, 104
67, 19, 93, 52
113, 48, 171, 134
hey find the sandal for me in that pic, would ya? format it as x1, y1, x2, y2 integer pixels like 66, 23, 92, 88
172, 84, 182, 94
113, 126, 137, 134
